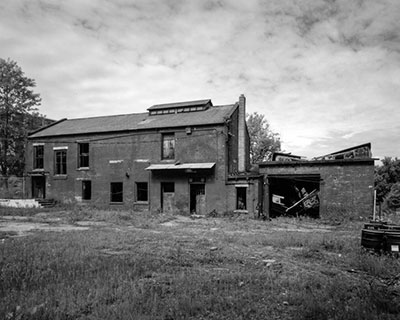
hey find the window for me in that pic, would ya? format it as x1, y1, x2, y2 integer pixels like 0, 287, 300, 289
136, 182, 148, 202
162, 133, 175, 159
236, 187, 247, 210
82, 181, 91, 200
54, 150, 67, 175
110, 182, 123, 203
78, 143, 89, 168
33, 145, 44, 169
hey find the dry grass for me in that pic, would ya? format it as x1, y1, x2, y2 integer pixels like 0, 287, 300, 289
1, 208, 400, 319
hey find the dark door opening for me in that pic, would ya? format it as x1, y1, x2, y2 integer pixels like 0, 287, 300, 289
161, 182, 175, 213
32, 176, 46, 199
190, 184, 205, 214
82, 181, 92, 200
268, 175, 320, 218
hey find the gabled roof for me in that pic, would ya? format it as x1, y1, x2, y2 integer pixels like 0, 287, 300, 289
28, 103, 236, 138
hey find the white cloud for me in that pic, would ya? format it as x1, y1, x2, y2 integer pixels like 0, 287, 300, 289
0, 0, 399, 159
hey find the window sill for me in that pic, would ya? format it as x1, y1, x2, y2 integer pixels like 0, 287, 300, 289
134, 201, 149, 205
110, 202, 124, 205
77, 167, 90, 171
54, 175, 68, 180
33, 168, 45, 171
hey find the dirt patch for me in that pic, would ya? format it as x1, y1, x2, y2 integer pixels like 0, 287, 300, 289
160, 215, 193, 227
0, 216, 90, 237
270, 222, 334, 233
75, 221, 110, 227
271, 227, 332, 233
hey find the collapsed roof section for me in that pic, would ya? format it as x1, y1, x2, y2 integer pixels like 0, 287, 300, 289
271, 143, 372, 163
313, 143, 372, 161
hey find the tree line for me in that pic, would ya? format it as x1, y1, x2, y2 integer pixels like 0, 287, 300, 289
0, 58, 48, 185
375, 157, 400, 211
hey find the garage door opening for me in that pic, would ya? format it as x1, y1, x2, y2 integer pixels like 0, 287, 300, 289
268, 175, 320, 218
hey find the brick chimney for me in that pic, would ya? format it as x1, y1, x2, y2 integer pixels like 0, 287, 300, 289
238, 94, 246, 172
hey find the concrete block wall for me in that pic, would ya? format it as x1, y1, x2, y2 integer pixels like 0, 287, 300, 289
260, 160, 375, 219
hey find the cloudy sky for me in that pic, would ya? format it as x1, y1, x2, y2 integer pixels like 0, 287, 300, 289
1, 0, 399, 159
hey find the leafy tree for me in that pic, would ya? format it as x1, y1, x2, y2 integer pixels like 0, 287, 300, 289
386, 182, 400, 210
374, 157, 400, 203
0, 58, 41, 182
247, 112, 281, 163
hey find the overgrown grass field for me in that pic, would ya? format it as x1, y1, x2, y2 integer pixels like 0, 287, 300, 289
1, 208, 399, 319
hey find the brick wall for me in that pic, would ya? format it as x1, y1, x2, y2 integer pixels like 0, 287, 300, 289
25, 124, 231, 213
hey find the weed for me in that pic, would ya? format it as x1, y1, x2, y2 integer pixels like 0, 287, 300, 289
0, 208, 399, 319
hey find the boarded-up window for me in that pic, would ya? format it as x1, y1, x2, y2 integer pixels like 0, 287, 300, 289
54, 150, 67, 175
162, 133, 175, 159
161, 182, 175, 213
136, 182, 148, 202
78, 143, 89, 168
33, 145, 44, 169
110, 182, 123, 203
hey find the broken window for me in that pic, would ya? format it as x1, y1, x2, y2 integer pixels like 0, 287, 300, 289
162, 133, 175, 159
78, 143, 89, 168
110, 182, 123, 203
236, 187, 247, 210
54, 150, 67, 175
136, 182, 148, 202
33, 145, 44, 169
82, 181, 91, 200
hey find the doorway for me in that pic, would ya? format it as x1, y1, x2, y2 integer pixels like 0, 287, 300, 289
236, 186, 247, 210
161, 182, 175, 213
190, 184, 205, 214
32, 176, 46, 199
268, 174, 320, 218
82, 181, 92, 200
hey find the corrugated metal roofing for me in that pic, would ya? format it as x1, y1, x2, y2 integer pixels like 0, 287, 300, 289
148, 99, 212, 110
29, 103, 236, 138
145, 162, 215, 170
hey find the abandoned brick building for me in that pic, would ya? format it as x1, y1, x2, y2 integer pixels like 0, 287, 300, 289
25, 95, 261, 215
25, 95, 375, 218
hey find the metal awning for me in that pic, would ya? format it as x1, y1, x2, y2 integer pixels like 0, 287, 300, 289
145, 162, 215, 171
